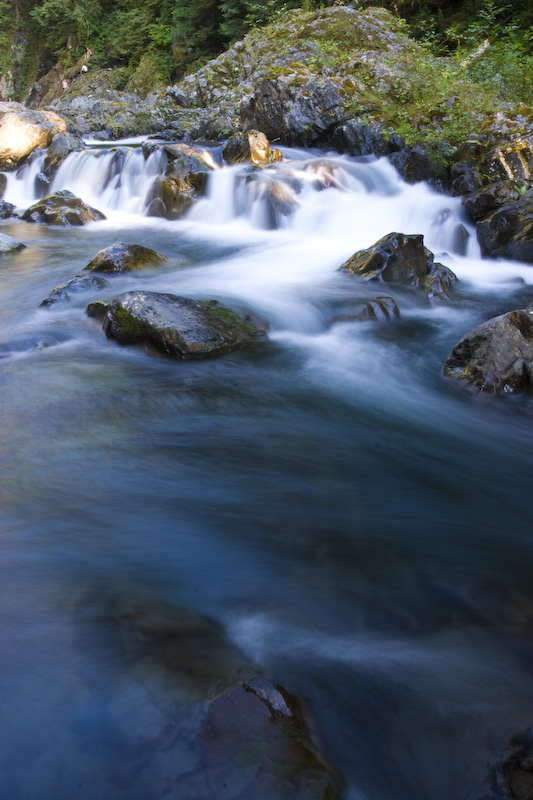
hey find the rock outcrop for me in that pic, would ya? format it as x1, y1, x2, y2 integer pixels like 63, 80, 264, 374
21, 190, 106, 225
43, 132, 85, 178
443, 305, 533, 394
340, 232, 457, 301
93, 291, 266, 358
0, 101, 66, 170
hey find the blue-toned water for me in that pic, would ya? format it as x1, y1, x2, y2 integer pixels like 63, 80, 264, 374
1, 144, 533, 800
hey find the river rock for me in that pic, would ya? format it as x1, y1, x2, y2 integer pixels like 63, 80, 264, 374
96, 291, 266, 358
222, 130, 272, 166
189, 677, 341, 800
144, 145, 212, 219
476, 188, 533, 263
0, 101, 66, 170
0, 233, 25, 253
83, 242, 166, 274
480, 726, 533, 800
443, 307, 533, 394
21, 189, 106, 226
40, 275, 109, 307
327, 117, 401, 158
43, 132, 85, 178
463, 180, 524, 222
0, 200, 14, 218
332, 296, 400, 325
340, 232, 457, 300
0, 173, 6, 198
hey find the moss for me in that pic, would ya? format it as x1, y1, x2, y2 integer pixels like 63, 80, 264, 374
108, 305, 147, 344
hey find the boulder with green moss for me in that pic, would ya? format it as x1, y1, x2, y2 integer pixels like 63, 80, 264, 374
21, 189, 105, 226
83, 242, 167, 273
95, 291, 266, 358
340, 232, 457, 301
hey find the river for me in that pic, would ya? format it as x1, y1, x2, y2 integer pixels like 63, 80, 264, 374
1, 142, 533, 800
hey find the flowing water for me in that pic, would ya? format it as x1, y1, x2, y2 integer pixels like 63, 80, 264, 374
1, 143, 533, 800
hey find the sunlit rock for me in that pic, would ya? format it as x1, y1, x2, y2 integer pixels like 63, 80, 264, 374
94, 291, 266, 359
222, 130, 273, 166
21, 189, 106, 226
0, 102, 66, 170
340, 232, 457, 300
443, 306, 533, 395
83, 242, 167, 274
40, 275, 109, 307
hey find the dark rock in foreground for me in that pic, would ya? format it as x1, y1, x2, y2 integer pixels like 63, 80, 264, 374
480, 726, 533, 800
192, 677, 341, 799
22, 189, 106, 226
83, 242, 167, 274
443, 306, 533, 394
340, 232, 457, 300
95, 291, 266, 358
40, 274, 109, 306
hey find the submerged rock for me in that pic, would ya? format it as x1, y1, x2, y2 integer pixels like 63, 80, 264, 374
0, 233, 25, 253
222, 130, 272, 166
0, 101, 66, 170
40, 274, 109, 306
0, 334, 61, 357
340, 232, 457, 300
443, 306, 533, 394
95, 291, 266, 358
481, 726, 533, 800
192, 677, 341, 799
83, 242, 167, 274
21, 189, 106, 226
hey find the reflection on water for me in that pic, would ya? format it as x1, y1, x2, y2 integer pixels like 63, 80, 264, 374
1, 146, 533, 800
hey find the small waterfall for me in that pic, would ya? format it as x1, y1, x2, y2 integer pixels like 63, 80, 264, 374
50, 146, 165, 215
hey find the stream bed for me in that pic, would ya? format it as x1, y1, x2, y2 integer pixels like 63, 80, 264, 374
1, 143, 533, 800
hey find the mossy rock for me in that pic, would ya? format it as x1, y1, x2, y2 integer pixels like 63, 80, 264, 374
83, 242, 167, 274
96, 291, 266, 358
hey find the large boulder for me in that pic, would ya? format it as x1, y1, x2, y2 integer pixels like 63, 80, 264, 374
83, 242, 167, 274
94, 291, 266, 358
0, 102, 66, 170
21, 190, 106, 226
443, 306, 533, 394
144, 144, 212, 219
340, 232, 457, 300
240, 75, 345, 147
476, 188, 533, 262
